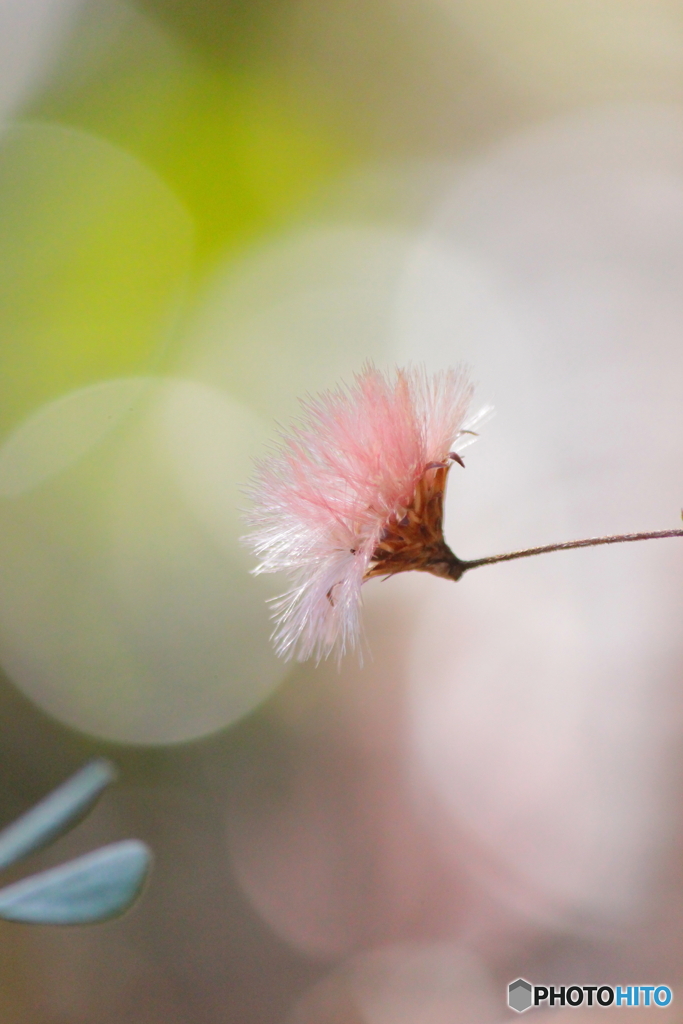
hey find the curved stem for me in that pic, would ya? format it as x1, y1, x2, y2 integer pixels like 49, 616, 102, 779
458, 529, 683, 574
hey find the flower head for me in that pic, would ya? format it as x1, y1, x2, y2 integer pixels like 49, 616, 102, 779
244, 364, 481, 661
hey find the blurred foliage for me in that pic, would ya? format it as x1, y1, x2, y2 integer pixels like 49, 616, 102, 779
0, 122, 192, 436
0, 760, 150, 924
29, 0, 356, 265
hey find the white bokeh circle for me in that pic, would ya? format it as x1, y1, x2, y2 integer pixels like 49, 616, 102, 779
0, 377, 290, 744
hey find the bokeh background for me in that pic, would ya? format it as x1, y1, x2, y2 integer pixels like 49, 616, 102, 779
0, 0, 683, 1020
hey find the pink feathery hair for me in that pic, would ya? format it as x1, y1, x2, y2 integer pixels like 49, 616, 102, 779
244, 364, 479, 661
244, 362, 683, 663
246, 364, 683, 663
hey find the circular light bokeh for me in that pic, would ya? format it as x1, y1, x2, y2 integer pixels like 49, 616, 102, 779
182, 222, 416, 425
0, 377, 290, 744
287, 942, 498, 1024
395, 105, 683, 929
0, 122, 193, 438
224, 576, 496, 960
0, 377, 152, 497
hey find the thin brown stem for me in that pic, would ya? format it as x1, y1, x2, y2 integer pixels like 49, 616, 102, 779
457, 529, 683, 574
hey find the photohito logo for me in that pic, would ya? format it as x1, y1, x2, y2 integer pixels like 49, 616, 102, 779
507, 979, 673, 1013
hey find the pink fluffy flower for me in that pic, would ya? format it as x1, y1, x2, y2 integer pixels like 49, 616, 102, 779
244, 365, 481, 661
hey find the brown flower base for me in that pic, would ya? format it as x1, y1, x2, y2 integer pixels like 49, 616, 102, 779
364, 463, 467, 583
364, 463, 683, 586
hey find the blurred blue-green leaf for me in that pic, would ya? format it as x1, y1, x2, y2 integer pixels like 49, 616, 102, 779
0, 759, 116, 872
0, 839, 151, 924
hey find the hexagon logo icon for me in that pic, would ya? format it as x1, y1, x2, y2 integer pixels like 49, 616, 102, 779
508, 978, 533, 1013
